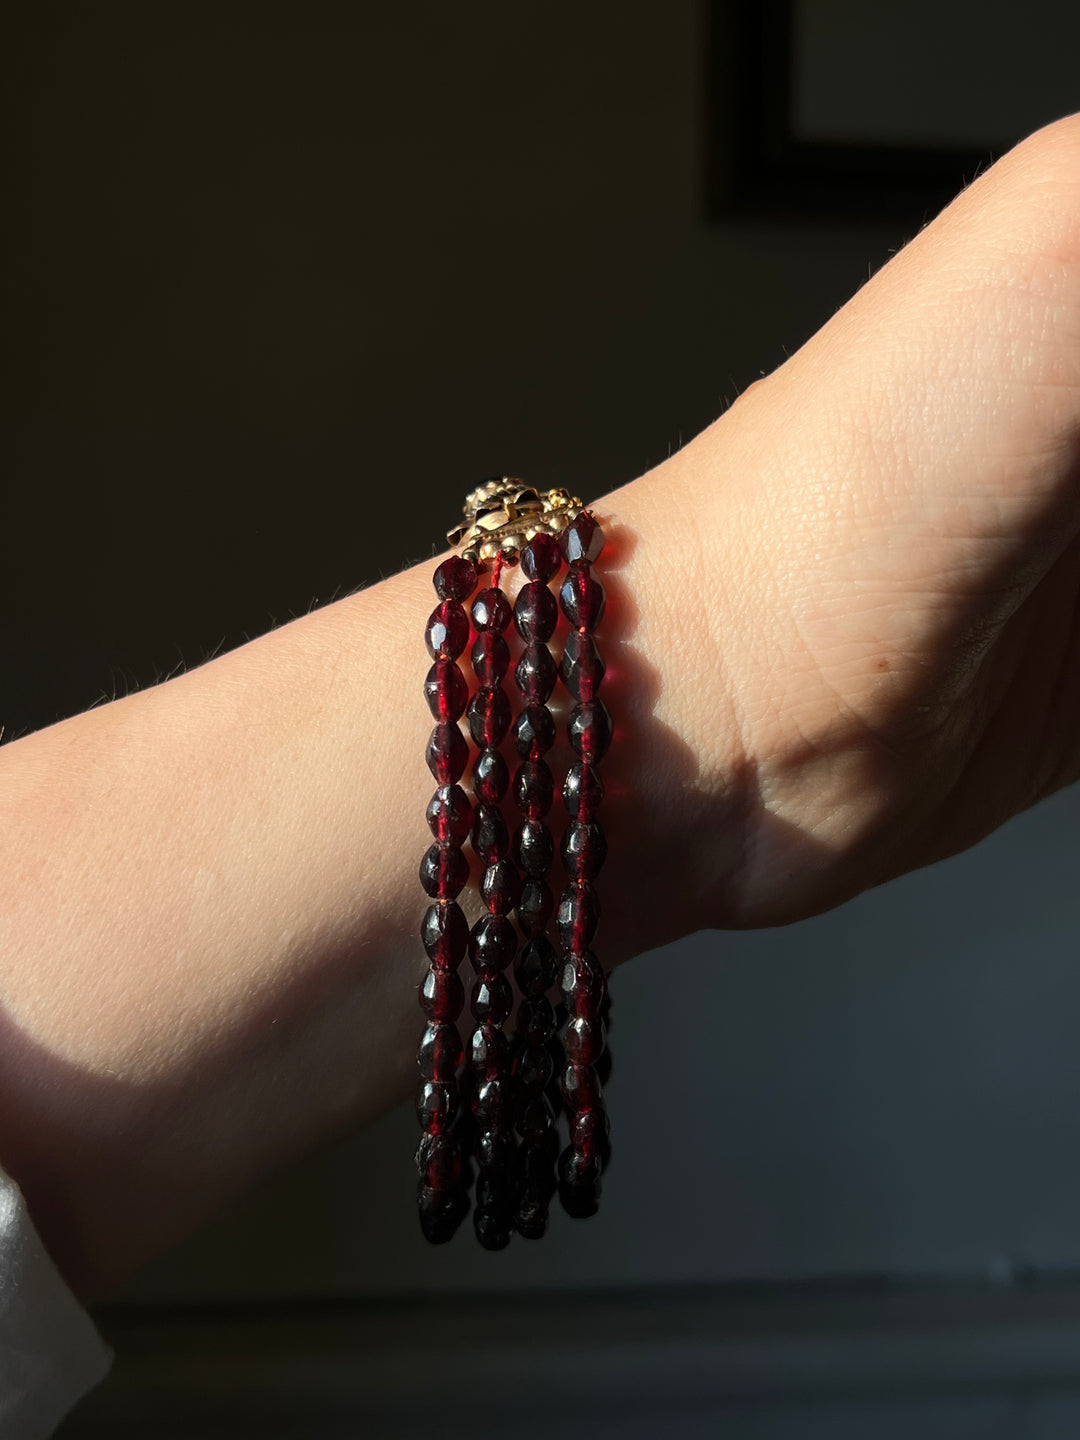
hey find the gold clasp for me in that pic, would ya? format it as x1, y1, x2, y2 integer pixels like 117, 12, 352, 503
447, 477, 584, 565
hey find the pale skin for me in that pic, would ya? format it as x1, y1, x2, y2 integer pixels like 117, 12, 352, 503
4, 117, 1080, 1301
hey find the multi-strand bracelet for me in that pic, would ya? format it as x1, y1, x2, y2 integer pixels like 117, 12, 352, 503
416, 479, 612, 1247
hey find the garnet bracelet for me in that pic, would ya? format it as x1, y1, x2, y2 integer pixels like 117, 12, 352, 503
417, 479, 613, 1248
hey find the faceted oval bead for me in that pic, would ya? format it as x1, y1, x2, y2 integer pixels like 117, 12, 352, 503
520, 531, 562, 582
418, 1021, 464, 1081
514, 703, 556, 760
420, 901, 469, 969
467, 685, 512, 748
514, 581, 559, 643
515, 1092, 556, 1141
469, 1020, 509, 1078
425, 722, 468, 786
514, 934, 558, 996
474, 1208, 512, 1252
472, 587, 512, 633
517, 994, 557, 1045
514, 642, 557, 705
468, 912, 517, 974
475, 1126, 515, 1171
559, 562, 606, 633
561, 819, 608, 881
558, 1161, 602, 1219
425, 599, 469, 659
569, 1106, 612, 1167
565, 1014, 605, 1066
513, 1041, 554, 1090
480, 858, 521, 917
424, 658, 469, 722
513, 818, 555, 878
472, 746, 508, 805
559, 952, 607, 1011
471, 973, 514, 1023
433, 554, 479, 602
425, 784, 471, 846
471, 630, 510, 686
472, 1077, 511, 1128
416, 1078, 459, 1132
417, 1182, 467, 1244
419, 841, 469, 900
559, 630, 606, 701
419, 1136, 462, 1191
515, 1196, 549, 1241
475, 1167, 513, 1213
563, 761, 605, 820
560, 1062, 603, 1115
470, 803, 509, 865
557, 881, 601, 953
517, 878, 554, 938
420, 966, 465, 1022
568, 699, 613, 764
559, 511, 605, 564
513, 759, 554, 818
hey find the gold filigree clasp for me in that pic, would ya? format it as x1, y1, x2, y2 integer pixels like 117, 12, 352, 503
447, 477, 585, 565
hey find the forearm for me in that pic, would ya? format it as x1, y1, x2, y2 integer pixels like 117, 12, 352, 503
0, 458, 733, 1299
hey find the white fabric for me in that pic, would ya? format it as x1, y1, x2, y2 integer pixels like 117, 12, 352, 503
0, 1165, 112, 1438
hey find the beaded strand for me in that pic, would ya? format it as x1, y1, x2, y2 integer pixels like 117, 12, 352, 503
554, 512, 613, 1219
416, 555, 480, 1243
508, 533, 565, 1238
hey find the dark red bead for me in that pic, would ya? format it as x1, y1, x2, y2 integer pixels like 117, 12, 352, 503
559, 562, 606, 633
513, 1042, 554, 1089
417, 1182, 468, 1243
424, 658, 469, 722
421, 900, 469, 968
470, 803, 509, 864
514, 704, 556, 760
433, 555, 479, 602
419, 841, 469, 899
514, 935, 558, 996
472, 587, 512, 633
561, 1062, 602, 1115
568, 699, 613, 764
426, 784, 471, 845
474, 1208, 512, 1252
513, 818, 554, 878
516, 1092, 556, 1141
565, 1014, 605, 1066
559, 511, 605, 564
557, 881, 600, 953
468, 912, 517, 974
520, 532, 562, 582
467, 685, 512, 747
418, 1021, 465, 1081
471, 630, 510, 686
563, 761, 604, 819
559, 630, 606, 701
514, 581, 558, 643
569, 1107, 611, 1167
471, 974, 513, 1023
472, 1077, 511, 1128
425, 722, 468, 785
560, 952, 607, 1013
515, 1196, 550, 1241
561, 819, 608, 881
425, 599, 470, 659
476, 1126, 515, 1171
417, 1079, 459, 1132
419, 1136, 463, 1190
475, 1169, 513, 1211
513, 759, 554, 818
558, 1157, 602, 1218
515, 643, 558, 705
420, 966, 465, 1021
480, 858, 521, 916
469, 1021, 509, 1079
472, 746, 509, 805
517, 878, 554, 937
517, 994, 557, 1044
